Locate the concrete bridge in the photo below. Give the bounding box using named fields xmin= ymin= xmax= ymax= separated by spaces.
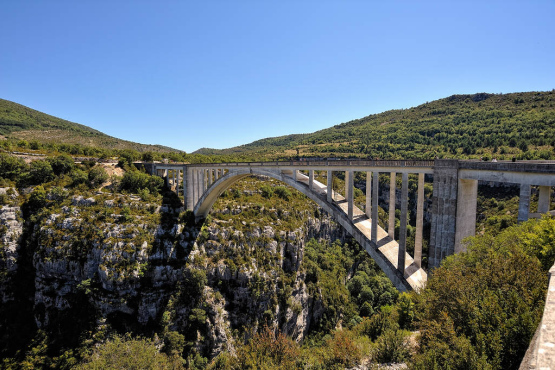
xmin=147 ymin=159 xmax=555 ymax=292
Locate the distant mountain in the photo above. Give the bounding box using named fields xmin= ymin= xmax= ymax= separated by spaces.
xmin=194 ymin=91 xmax=555 ymax=160
xmin=0 ymin=99 xmax=181 ymax=153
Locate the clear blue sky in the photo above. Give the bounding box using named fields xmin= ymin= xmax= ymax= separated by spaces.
xmin=1 ymin=1 xmax=554 ymax=153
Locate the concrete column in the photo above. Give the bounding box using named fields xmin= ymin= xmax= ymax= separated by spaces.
xmin=214 ymin=169 xmax=220 ymax=181
xmin=176 ymin=170 xmax=179 ymax=195
xmin=192 ymin=170 xmax=198 ymax=205
xmin=398 ymin=173 xmax=408 ymax=275
xmin=538 ymin=186 xmax=551 ymax=214
xmin=202 ymin=170 xmax=207 ymax=192
xmin=293 ymin=170 xmax=297 ymax=182
xmin=414 ymin=173 xmax=425 ymax=267
xmin=197 ymin=169 xmax=202 ymax=202
xmin=366 ymin=172 xmax=372 ymax=218
xmin=388 ymin=172 xmax=396 ymax=239
xmin=372 ymin=171 xmax=379 ymax=245
xmin=165 ymin=169 xmax=169 ymax=188
xmin=454 ymin=178 xmax=478 ymax=253
xmin=518 ymin=184 xmax=531 ymax=223
xmin=327 ymin=170 xmax=333 ymax=203
xmin=183 ymin=167 xmax=188 ymax=206
xmin=429 ymin=160 xmax=459 ymax=269
xmin=347 ymin=170 xmax=354 ymax=220
xmin=309 ymin=170 xmax=314 ymax=191
xmin=186 ymin=167 xmax=193 ymax=210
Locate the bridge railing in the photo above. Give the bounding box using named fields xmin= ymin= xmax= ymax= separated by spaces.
xmin=186 ymin=159 xmax=436 ymax=168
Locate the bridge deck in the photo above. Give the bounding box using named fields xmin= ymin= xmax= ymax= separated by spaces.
xmin=294 ymin=172 xmax=427 ymax=290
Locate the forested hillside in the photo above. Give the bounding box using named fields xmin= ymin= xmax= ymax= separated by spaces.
xmin=0 ymin=99 xmax=179 ymax=153
xmin=197 ymin=91 xmax=555 ymax=161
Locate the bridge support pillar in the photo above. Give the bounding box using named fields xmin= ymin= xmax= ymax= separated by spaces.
xmin=518 ymin=184 xmax=531 ymax=223
xmin=309 ymin=170 xmax=314 ymax=190
xmin=165 ymin=170 xmax=169 ymax=188
xmin=429 ymin=160 xmax=459 ymax=270
xmin=366 ymin=172 xmax=372 ymax=218
xmin=327 ymin=171 xmax=333 ymax=203
xmin=388 ymin=172 xmax=396 ymax=239
xmin=372 ymin=171 xmax=379 ymax=245
xmin=538 ymin=186 xmax=551 ymax=214
xmin=346 ymin=170 xmax=354 ymax=220
xmin=184 ymin=167 xmax=190 ymax=208
xmin=414 ymin=173 xmax=425 ymax=267
xmin=398 ymin=173 xmax=409 ymax=274
xmin=454 ymin=178 xmax=478 ymax=253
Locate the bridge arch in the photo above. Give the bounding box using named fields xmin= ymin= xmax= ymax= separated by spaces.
xmin=193 ymin=168 xmax=424 ymax=292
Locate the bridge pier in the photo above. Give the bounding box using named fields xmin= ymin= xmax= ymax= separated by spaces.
xmin=388 ymin=172 xmax=396 ymax=239
xmin=398 ymin=173 xmax=408 ymax=275
xmin=414 ymin=173 xmax=425 ymax=267
xmin=366 ymin=172 xmax=372 ymax=218
xmin=346 ymin=170 xmax=354 ymax=220
xmin=538 ymin=186 xmax=551 ymax=214
xmin=518 ymin=184 xmax=531 ymax=222
xmin=454 ymin=178 xmax=478 ymax=254
xmin=327 ymin=171 xmax=333 ymax=203
xmin=372 ymin=171 xmax=379 ymax=245
xmin=429 ymin=160 xmax=459 ymax=270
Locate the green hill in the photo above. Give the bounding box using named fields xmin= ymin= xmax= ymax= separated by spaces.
xmin=195 ymin=91 xmax=555 ymax=161
xmin=0 ymin=99 xmax=180 ymax=153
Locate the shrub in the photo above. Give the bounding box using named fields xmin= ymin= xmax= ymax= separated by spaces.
xmin=260 ymin=185 xmax=273 ymax=199
xmin=274 ymin=186 xmax=291 ymax=201
xmin=78 ymin=334 xmax=180 ymax=369
xmin=120 ymin=170 xmax=164 ymax=194
xmin=414 ymin=219 xmax=550 ymax=369
xmin=25 ymin=160 xmax=55 ymax=185
xmin=373 ymin=329 xmax=411 ymax=364
xmin=70 ymin=169 xmax=88 ymax=186
xmin=48 ymin=154 xmax=74 ymax=176
xmin=0 ymin=153 xmax=27 ymax=181
xmin=234 ymin=325 xmax=301 ymax=370
xmin=88 ymin=166 xmax=108 ymax=188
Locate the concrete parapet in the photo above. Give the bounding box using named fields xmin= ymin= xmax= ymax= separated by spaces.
xmin=529 ymin=263 xmax=555 ymax=369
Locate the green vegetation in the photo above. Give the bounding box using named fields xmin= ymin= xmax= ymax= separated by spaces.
xmin=197 ymin=91 xmax=555 ymax=161
xmin=0 ymin=98 xmax=180 ymax=153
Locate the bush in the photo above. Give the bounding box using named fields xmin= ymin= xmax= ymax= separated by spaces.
xmin=414 ymin=219 xmax=550 ymax=369
xmin=234 ymin=325 xmax=301 ymax=370
xmin=88 ymin=166 xmax=108 ymax=188
xmin=373 ymin=329 xmax=411 ymax=364
xmin=70 ymin=168 xmax=88 ymax=186
xmin=0 ymin=153 xmax=27 ymax=181
xmin=24 ymin=160 xmax=55 ymax=185
xmin=48 ymin=154 xmax=74 ymax=176
xmin=260 ymin=185 xmax=273 ymax=199
xmin=274 ymin=186 xmax=291 ymax=201
xmin=120 ymin=170 xmax=164 ymax=195
xmin=78 ymin=334 xmax=181 ymax=369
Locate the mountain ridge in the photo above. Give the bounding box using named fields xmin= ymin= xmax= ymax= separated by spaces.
xmin=0 ymin=98 xmax=182 ymax=153
xmin=194 ymin=91 xmax=555 ymax=161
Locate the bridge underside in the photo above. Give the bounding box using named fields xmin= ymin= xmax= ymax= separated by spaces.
xmin=193 ymin=168 xmax=427 ymax=292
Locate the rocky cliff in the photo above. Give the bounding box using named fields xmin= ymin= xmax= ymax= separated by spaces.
xmin=0 ymin=177 xmax=378 ymax=361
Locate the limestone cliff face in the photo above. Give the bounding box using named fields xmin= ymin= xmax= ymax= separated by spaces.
xmin=0 ymin=191 xmax=23 ymax=303
xmin=0 ymin=187 xmax=347 ymax=359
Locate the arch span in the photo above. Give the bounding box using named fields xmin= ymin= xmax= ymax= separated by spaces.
xmin=193 ymin=168 xmax=426 ymax=291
